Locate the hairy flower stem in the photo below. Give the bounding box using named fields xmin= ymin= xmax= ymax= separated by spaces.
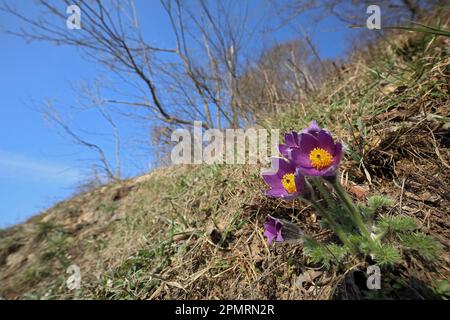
xmin=302 ymin=197 xmax=356 ymax=255
xmin=331 ymin=180 xmax=377 ymax=248
xmin=310 ymin=178 xmax=358 ymax=254
xmin=310 ymin=178 xmax=337 ymax=211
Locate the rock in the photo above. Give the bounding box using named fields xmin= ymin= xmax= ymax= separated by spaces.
xmin=206 ymin=227 xmax=222 ymax=245
xmin=6 ymin=252 xmax=27 ymax=269
xmin=110 ymin=185 xmax=133 ymax=202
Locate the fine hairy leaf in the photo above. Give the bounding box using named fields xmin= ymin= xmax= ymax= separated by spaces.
xmin=372 ymin=244 xmax=402 ymax=266
xmin=377 ymin=215 xmax=419 ymax=233
xmin=368 ymin=195 xmax=393 ymax=210
xmin=399 ymin=232 xmax=443 ymax=261
xmin=303 ymin=237 xmax=348 ymax=268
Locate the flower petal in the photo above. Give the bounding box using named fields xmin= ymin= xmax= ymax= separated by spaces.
xmin=276 ymin=157 xmax=295 ymax=177
xmin=285 ymin=132 xmax=296 ymax=147
xmin=281 ymin=192 xmax=300 ymax=200
xmin=297 ymin=166 xmax=323 ymax=176
xmin=276 ymin=232 xmax=284 ymax=242
xmin=290 ymin=148 xmax=312 ymax=168
xmin=333 ymin=142 xmax=344 ymax=166
xmin=302 ymin=120 xmax=321 ymax=135
xmin=264 ymin=230 xmax=276 ymax=244
xmin=264 ymin=221 xmax=277 ymax=234
xmin=266 ymin=188 xmax=288 ymax=198
xmin=263 ymin=216 xmax=284 ymax=243
xmin=292 ymin=131 xmax=300 ymax=145
xmin=261 ymin=171 xmax=283 ymax=189
xmin=278 ymin=143 xmax=290 ymax=157
xmin=264 ymin=157 xmax=292 ymax=177
xmin=299 ymin=133 xmax=319 ymax=153
xmin=294 ymin=171 xmax=305 ymax=194
xmin=317 ymin=130 xmax=336 ymax=154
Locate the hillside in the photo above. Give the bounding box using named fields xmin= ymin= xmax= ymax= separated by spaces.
xmin=0 ymin=27 xmax=449 ymax=300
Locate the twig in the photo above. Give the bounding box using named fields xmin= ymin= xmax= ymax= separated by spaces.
xmin=428 ymin=127 xmax=450 ymax=170
xmin=399 ymin=177 xmax=406 ymax=216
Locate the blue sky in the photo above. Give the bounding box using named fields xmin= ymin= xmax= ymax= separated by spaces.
xmin=0 ymin=1 xmax=355 ymax=228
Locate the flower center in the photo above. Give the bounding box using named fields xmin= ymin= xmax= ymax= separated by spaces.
xmin=281 ymin=173 xmax=297 ymax=194
xmin=309 ymin=148 xmax=333 ymax=170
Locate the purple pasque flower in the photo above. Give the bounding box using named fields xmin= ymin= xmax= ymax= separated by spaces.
xmin=263 ymin=216 xmax=283 ymax=244
xmin=301 ymin=120 xmax=322 ymax=136
xmin=290 ymin=129 xmax=344 ymax=177
xmin=279 ymin=121 xmax=324 ymax=157
xmin=261 ymin=157 xmax=305 ymax=199
xmin=279 ymin=131 xmax=300 ymax=158
xmin=263 ymin=216 xmax=304 ymax=244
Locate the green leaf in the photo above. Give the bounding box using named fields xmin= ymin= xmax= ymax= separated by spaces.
xmin=358 ymin=204 xmax=375 ymax=222
xmin=384 ymin=24 xmax=450 ymax=38
xmin=367 ymin=195 xmax=393 ymax=210
xmin=433 ymin=280 xmax=450 ymax=297
xmin=348 ymin=234 xmax=372 ymax=254
xmin=372 ymin=244 xmax=402 ymax=266
xmin=400 ymin=232 xmax=443 ymax=261
xmin=303 ymin=237 xmax=348 ymax=268
xmin=377 ymin=215 xmax=418 ymax=233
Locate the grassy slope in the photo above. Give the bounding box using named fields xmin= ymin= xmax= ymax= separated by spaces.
xmin=0 ymin=26 xmax=449 ymax=300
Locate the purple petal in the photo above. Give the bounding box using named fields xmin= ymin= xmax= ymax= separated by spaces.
xmin=333 ymin=142 xmax=344 ymax=166
xmin=290 ymin=148 xmax=312 ymax=168
xmin=302 ymin=121 xmax=321 ymax=136
xmin=276 ymin=157 xmax=295 ymax=177
xmin=285 ymin=132 xmax=295 ymax=147
xmin=297 ymin=166 xmax=323 ymax=176
xmin=265 ymin=157 xmax=292 ymax=177
xmin=299 ymin=133 xmax=319 ymax=153
xmin=294 ymin=171 xmax=305 ymax=193
xmin=261 ymin=171 xmax=283 ymax=189
xmin=264 ymin=222 xmax=277 ymax=235
xmin=266 ymin=188 xmax=288 ymax=198
xmin=263 ymin=216 xmax=284 ymax=243
xmin=278 ymin=144 xmax=290 ymax=157
xmin=264 ymin=230 xmax=276 ymax=244
xmin=292 ymin=131 xmax=300 ymax=145
xmin=322 ymin=165 xmax=339 ymax=176
xmin=317 ymin=130 xmax=336 ymax=154
xmin=285 ymin=131 xmax=300 ymax=147
xmin=276 ymin=232 xmax=284 ymax=242
xmin=281 ymin=192 xmax=300 ymax=200
xmin=298 ymin=164 xmax=338 ymax=177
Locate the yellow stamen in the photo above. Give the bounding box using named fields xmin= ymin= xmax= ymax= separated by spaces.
xmin=281 ymin=173 xmax=297 ymax=193
xmin=309 ymin=148 xmax=333 ymax=170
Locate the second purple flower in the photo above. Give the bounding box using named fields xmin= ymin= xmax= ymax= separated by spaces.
xmin=261 ymin=157 xmax=305 ymax=200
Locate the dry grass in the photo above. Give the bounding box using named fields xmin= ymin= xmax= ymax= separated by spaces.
xmin=0 ymin=21 xmax=449 ymax=300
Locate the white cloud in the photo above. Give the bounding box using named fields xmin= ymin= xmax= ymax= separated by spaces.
xmin=0 ymin=150 xmax=81 ymax=184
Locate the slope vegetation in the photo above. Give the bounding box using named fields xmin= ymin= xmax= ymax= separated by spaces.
xmin=1 ymin=26 xmax=449 ymax=300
